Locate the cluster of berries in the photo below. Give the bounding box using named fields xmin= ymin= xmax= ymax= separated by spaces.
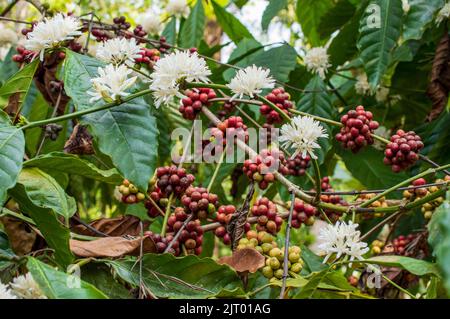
xmin=214 ymin=205 xmax=237 ymax=245
xmin=259 ymin=88 xmax=293 ymax=124
xmin=335 ymin=106 xmax=379 ymax=153
xmin=383 ymin=129 xmax=424 ymax=172
xmin=112 ymin=16 xmax=131 ymax=30
xmin=371 ymin=239 xmax=384 ymax=255
xmin=91 ymin=29 xmax=112 ymax=42
xmin=166 ymin=207 xmax=203 ymax=255
xmin=243 ymin=149 xmax=286 ymax=189
xmin=251 ymin=198 xmax=283 ymax=234
xmin=12 ymin=46 xmax=35 ymax=64
xmin=179 ymin=88 xmax=217 ymax=120
xmin=156 ymin=165 xmax=195 ymax=196
xmin=237 ymin=230 xmax=276 ymax=253
xmin=260 ymin=246 xmax=303 ymax=281
xmin=135 ymin=48 xmax=160 ymax=67
xmin=215 ymin=116 xmax=249 ymax=144
xmin=392 ymin=234 xmax=417 ymax=257
xmin=403 ymin=177 xmax=448 ymax=219
xmin=157 ymin=36 xmax=171 ymax=54
xmin=358 ymin=193 xmax=388 ymax=219
xmin=284 ymin=154 xmax=310 ymax=176
xmin=290 ymin=198 xmax=316 ymax=228
xmin=315 ymin=177 xmax=345 ymax=222
xmin=181 ymin=186 xmax=218 ymax=219
xmin=145 ymin=230 xmax=180 ymax=255
xmin=132 ymin=25 xmax=147 ymax=42
xmin=145 ymin=188 xmax=167 ymax=218
xmin=117 ymin=179 xmax=146 ymax=204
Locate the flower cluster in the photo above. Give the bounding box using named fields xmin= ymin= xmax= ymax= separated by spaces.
xmin=317 ymin=221 xmax=369 ymax=263
xmin=227 ymin=65 xmax=275 ymax=99
xmin=279 ymin=115 xmax=328 ymax=159
xmin=96 ymin=37 xmax=142 ymax=65
xmin=304 ymin=47 xmax=330 ymax=79
xmin=150 ymin=50 xmax=211 ymax=107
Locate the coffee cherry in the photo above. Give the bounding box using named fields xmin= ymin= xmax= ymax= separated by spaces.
xmin=118 ymin=179 xmax=146 ymax=204
xmin=285 ymin=154 xmax=310 ymax=176
xmin=156 ymin=165 xmax=195 ymax=196
xmin=358 ymin=193 xmax=388 ymax=219
xmin=260 ymin=88 xmax=292 ymax=124
xmin=371 ymin=239 xmax=384 ymax=255
xmin=392 ymin=234 xmax=417 ymax=257
xmin=251 ymin=198 xmax=282 ymax=234
xmin=243 ymin=149 xmax=287 ymax=190
xmin=91 ymin=28 xmax=111 ymax=42
xmin=181 ymin=186 xmax=219 ymax=219
xmin=383 ymin=130 xmax=424 ymax=172
xmin=144 ymin=230 xmax=181 ymax=255
xmin=290 ymin=198 xmax=317 ymax=228
xmin=179 ymin=88 xmax=216 ymax=120
xmin=13 ymin=46 xmax=35 ymax=64
xmin=165 ymin=208 xmax=204 ymax=255
xmin=336 ymin=106 xmax=379 ymax=153
xmin=259 ymin=245 xmax=303 ymax=280
xmin=312 ymin=177 xmax=346 ymax=222
xmin=133 ymin=24 xmax=147 ymax=42
xmin=135 ymin=47 xmax=160 ymax=67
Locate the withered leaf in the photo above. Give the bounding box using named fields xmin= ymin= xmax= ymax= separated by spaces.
xmin=218 ymin=247 xmax=265 ymax=273
xmin=64 ymin=124 xmax=95 ymax=155
xmin=72 ymin=215 xmax=149 ymax=237
xmin=70 ymin=236 xmax=156 ymax=258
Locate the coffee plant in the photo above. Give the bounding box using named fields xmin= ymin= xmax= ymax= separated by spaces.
xmin=0 ymin=0 xmax=449 ymax=301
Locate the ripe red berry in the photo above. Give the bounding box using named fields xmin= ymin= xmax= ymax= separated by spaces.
xmin=383 ymin=130 xmax=423 ymax=172
xmin=178 ymin=88 xmax=216 ymax=120
xmin=259 ymin=88 xmax=292 ymax=124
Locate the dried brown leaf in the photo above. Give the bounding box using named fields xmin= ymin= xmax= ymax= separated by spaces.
xmin=218 ymin=247 xmax=265 ymax=273
xmin=70 ymin=235 xmax=156 ymax=258
xmin=63 ymin=124 xmax=95 ymax=155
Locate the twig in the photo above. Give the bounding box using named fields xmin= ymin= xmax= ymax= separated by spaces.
xmin=279 ymin=191 xmax=295 ymax=299
xmin=164 ymin=214 xmax=193 ymax=253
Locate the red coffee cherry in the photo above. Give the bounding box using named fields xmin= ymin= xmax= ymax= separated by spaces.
xmin=214 ymin=205 xmax=237 ymax=245
xmin=335 ymin=105 xmax=379 ymax=153
xmin=91 ymin=28 xmax=111 ymax=42
xmin=179 ymin=88 xmax=217 ymax=120
xmin=392 ymin=234 xmax=417 ymax=257
xmin=181 ymin=186 xmax=219 ymax=220
xmin=144 ymin=230 xmax=181 ymax=255
xmin=260 ymin=88 xmax=293 ymax=124
xmin=13 ymin=46 xmax=35 ymax=64
xmin=166 ymin=210 xmax=204 ymax=255
xmin=291 ymin=198 xmax=316 ymax=228
xmin=156 ymin=165 xmax=195 ymax=196
xmin=285 ymin=154 xmax=311 ymax=176
xmin=251 ymin=198 xmax=282 ymax=235
xmin=133 ymin=24 xmax=147 ymax=42
xmin=135 ymin=48 xmax=161 ymax=67
xmin=243 ymin=149 xmax=287 ymax=190
xmin=383 ymin=129 xmax=424 ymax=172
xmin=312 ymin=177 xmax=346 ymax=222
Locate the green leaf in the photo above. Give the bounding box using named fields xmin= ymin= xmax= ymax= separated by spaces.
xmin=337 ymin=147 xmax=408 ymax=189
xmin=295 ymin=0 xmax=334 ymax=46
xmin=81 ymin=263 xmax=132 ymax=299
xmin=357 ymin=0 xmax=403 ymax=89
xmin=403 ymin=0 xmax=444 ymax=41
xmin=0 ymin=48 xmax=19 ymax=85
xmin=222 ymin=38 xmax=263 ymax=81
xmin=364 ymin=255 xmax=441 ymax=277
xmin=180 ymin=0 xmax=205 ymax=48
xmin=294 ymin=269 xmax=330 ymax=298
xmin=105 ymin=253 xmax=242 ymax=298
xmin=24 ymin=152 xmax=123 ymax=184
xmin=211 ymin=0 xmax=253 ymax=43
xmin=318 ymin=0 xmax=356 ymax=40
xmin=10 ymin=183 xmax=74 ymax=267
xmin=428 ymin=201 xmax=450 ymax=295
xmin=0 ymin=111 xmax=25 ymax=204
xmin=0 ymin=59 xmax=39 ymax=109
xmin=162 ymin=17 xmax=177 ymax=46
xmin=16 ymin=167 xmax=76 ymax=219
xmin=251 ymin=44 xmax=298 ymax=82
xmin=261 ymin=0 xmax=287 ymax=30
xmin=27 ymin=257 xmax=108 ymax=299
xmin=63 ymin=51 xmax=159 ymax=191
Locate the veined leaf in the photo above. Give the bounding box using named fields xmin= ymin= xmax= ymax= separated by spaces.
xmin=357 ymin=0 xmax=403 ymax=89
xmin=261 ymin=0 xmax=287 ymax=30
xmin=403 ymin=0 xmax=444 ymax=41
xmin=211 ymin=0 xmax=253 ymax=43
xmin=295 ymin=0 xmax=334 ymax=46
xmin=180 ymin=0 xmax=205 ymax=48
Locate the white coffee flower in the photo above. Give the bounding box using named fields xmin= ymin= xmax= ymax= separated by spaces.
xmin=317 ymin=221 xmax=369 ymax=264
xmin=304 ymin=47 xmax=331 ymax=79
xmin=0 ymin=23 xmax=18 ymax=47
xmin=436 ymin=2 xmax=450 ymax=25
xmin=402 ymin=0 xmax=410 ymax=13
xmin=141 ymin=11 xmax=162 ymax=34
xmin=149 ymin=50 xmax=211 ymax=107
xmin=96 ymin=37 xmax=142 ymax=65
xmin=166 ymin=0 xmax=190 ymax=18
xmin=279 ymin=115 xmax=328 ymax=160
xmin=354 ymin=73 xmax=370 ymax=95
xmin=88 ymin=64 xmax=137 ymax=103
xmin=9 ymin=273 xmax=47 ymax=299
xmin=0 ymin=282 xmax=16 ymax=299
xmin=227 ymin=65 xmax=275 ymax=99
xmin=24 ymin=13 xmax=82 ymax=60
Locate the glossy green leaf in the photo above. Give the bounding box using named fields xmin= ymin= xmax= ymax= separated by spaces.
xmin=251 ymin=44 xmax=298 ymax=82
xmin=63 ymin=51 xmax=158 ymax=191
xmin=211 ymin=0 xmax=253 ymax=43
xmin=24 ymin=152 xmax=123 ymax=184
xmin=318 ymin=0 xmax=356 ymax=40
xmin=403 ymin=0 xmax=444 ymax=41
xmin=27 ymin=257 xmax=108 ymax=299
xmin=295 ymin=0 xmax=334 ymax=46
xmin=0 ymin=111 xmax=25 ymax=204
xmin=262 ymin=0 xmax=287 ymax=30
xmin=357 ymin=0 xmax=403 ymax=89
xmin=81 ymin=263 xmax=132 ymax=299
xmin=180 ymin=0 xmax=205 ymax=48
xmin=105 ymin=253 xmax=242 ymax=298
xmin=0 ymin=59 xmax=39 ymax=109
xmin=16 ymin=167 xmax=76 ymax=219
xmin=162 ymin=17 xmax=177 ymax=46
xmin=364 ymin=255 xmax=441 ymax=277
